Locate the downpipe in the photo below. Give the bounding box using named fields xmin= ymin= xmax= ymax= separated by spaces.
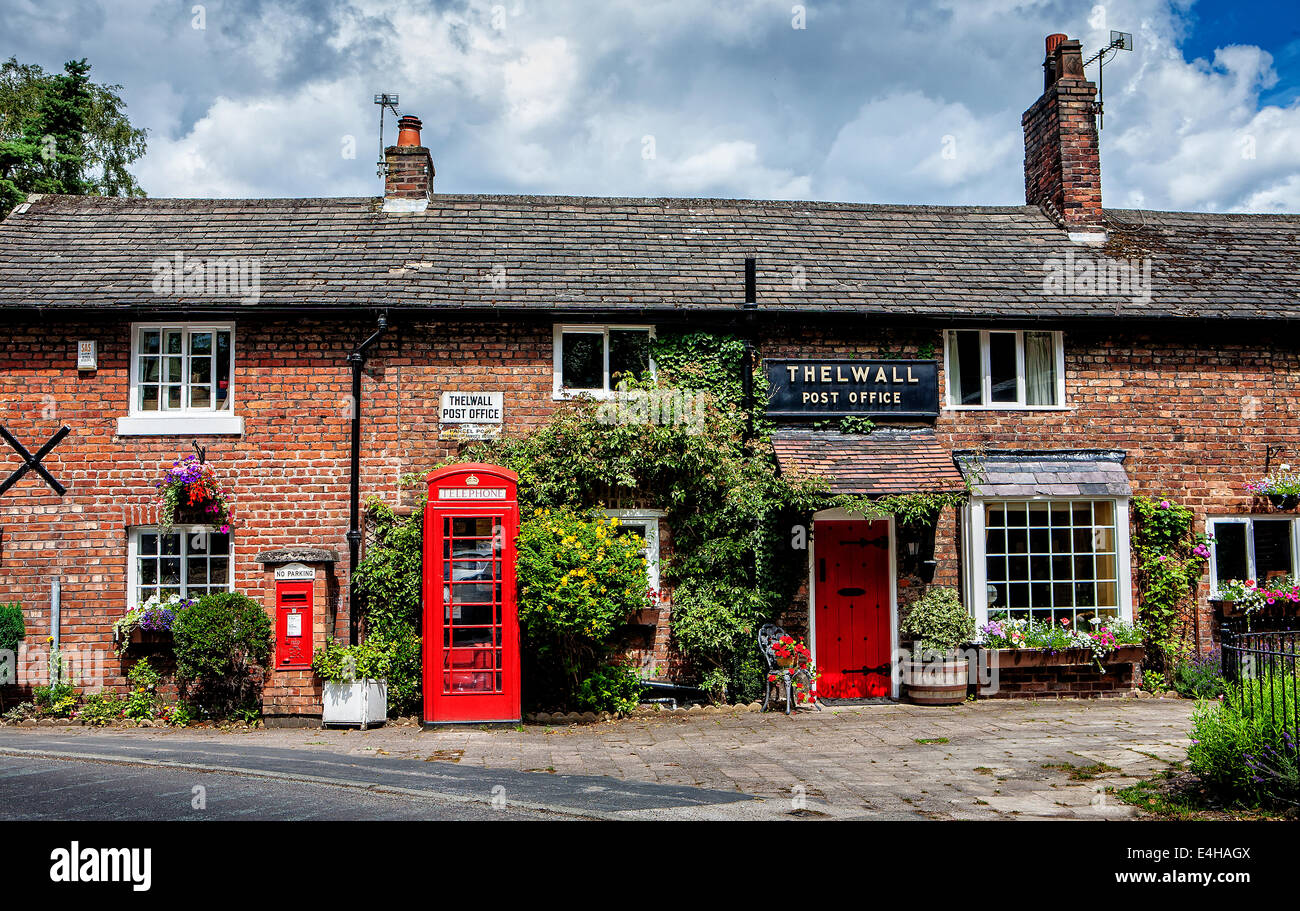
xmin=346 ymin=312 xmax=388 ymax=644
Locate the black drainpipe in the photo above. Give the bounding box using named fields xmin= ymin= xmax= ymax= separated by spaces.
xmin=346 ymin=311 xmax=388 ymax=644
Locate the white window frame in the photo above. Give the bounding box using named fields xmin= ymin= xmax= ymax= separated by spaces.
xmin=118 ymin=321 xmax=243 ymax=436
xmin=126 ymin=525 xmax=235 ymax=610
xmin=1206 ymin=515 xmax=1300 ymax=594
xmin=552 ymin=324 xmax=655 ymax=400
xmin=968 ymin=496 xmax=1133 ymax=627
xmin=604 ymin=508 xmax=663 ymax=593
xmin=942 ymin=329 xmax=1067 ymax=411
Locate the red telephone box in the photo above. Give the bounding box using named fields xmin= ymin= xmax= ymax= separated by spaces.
xmin=422 ymin=464 xmax=521 ymax=724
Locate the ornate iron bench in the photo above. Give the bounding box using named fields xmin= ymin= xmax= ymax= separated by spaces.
xmin=759 ymin=623 xmax=822 ymax=714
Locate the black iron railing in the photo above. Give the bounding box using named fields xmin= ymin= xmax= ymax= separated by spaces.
xmin=1220 ymin=620 xmax=1300 ymax=753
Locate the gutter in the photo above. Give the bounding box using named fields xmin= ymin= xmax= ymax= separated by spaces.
xmin=346 ymin=311 xmax=389 ymax=644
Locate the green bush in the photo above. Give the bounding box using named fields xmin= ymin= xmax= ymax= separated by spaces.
xmin=172 ymin=591 xmax=272 ymax=718
xmin=516 ymin=508 xmax=651 ymax=709
xmin=312 ymin=631 xmax=421 ymax=717
xmin=352 ymin=500 xmax=424 ymax=714
xmin=32 ymin=682 xmax=77 ymax=717
xmin=574 ymin=663 xmax=643 ymax=715
xmin=79 ymin=693 xmax=123 ymax=726
xmin=123 ymin=657 xmax=162 ymax=721
xmin=0 ymin=602 xmax=24 ymax=655
xmin=900 ymin=586 xmax=975 ymax=655
xmin=1189 ymin=682 xmax=1300 ymax=808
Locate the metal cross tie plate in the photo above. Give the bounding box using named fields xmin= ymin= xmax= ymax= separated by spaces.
xmin=0 ymin=425 xmax=71 ymax=496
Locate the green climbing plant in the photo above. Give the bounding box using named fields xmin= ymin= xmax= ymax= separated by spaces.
xmin=1131 ymin=495 xmax=1211 ymax=673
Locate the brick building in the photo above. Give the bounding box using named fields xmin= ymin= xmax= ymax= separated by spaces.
xmin=0 ymin=34 xmax=1297 ymax=715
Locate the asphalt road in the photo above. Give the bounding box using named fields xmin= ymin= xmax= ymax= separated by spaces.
xmin=0 ymin=731 xmax=762 ymax=821
xmin=0 ymin=754 xmax=542 ymax=820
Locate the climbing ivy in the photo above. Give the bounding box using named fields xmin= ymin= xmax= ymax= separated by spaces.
xmin=1131 ymin=495 xmax=1211 ymax=673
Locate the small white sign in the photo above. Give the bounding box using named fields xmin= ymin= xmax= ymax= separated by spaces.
xmin=77 ymin=340 xmax=97 ymax=371
xmin=275 ymin=562 xmax=316 ymax=581
xmin=286 ymin=613 xmax=303 ymax=637
xmin=440 ymin=392 xmax=503 ymax=424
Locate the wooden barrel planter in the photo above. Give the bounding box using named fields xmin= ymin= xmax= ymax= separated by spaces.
xmin=901 ymin=657 xmax=970 ymax=705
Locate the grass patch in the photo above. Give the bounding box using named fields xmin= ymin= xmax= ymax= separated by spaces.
xmin=1116 ymin=766 xmax=1294 ymax=821
xmin=973 ymin=766 xmax=995 ymax=775
xmin=1041 ymin=761 xmax=1121 ymax=781
xmin=915 ymin=737 xmax=949 ymax=745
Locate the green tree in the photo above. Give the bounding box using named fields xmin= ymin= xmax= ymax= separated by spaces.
xmin=0 ymin=57 xmax=147 ymax=217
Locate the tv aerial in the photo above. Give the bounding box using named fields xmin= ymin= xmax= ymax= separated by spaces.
xmin=1084 ymin=30 xmax=1133 ymax=129
xmin=373 ymin=92 xmax=400 ymax=178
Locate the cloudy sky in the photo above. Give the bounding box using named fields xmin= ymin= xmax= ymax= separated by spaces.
xmin=4 ymin=0 xmax=1299 ymax=211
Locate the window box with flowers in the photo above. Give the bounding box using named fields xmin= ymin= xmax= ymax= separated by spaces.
xmin=1247 ymin=466 xmax=1300 ymax=511
xmin=1210 ymin=576 xmax=1300 ymax=619
xmin=977 ymin=614 xmax=1145 ymax=672
xmin=112 ymin=594 xmax=193 ymax=656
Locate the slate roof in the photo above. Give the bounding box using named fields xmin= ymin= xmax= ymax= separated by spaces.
xmin=1 ymin=193 xmax=1298 ymax=319
xmin=954 ymin=450 xmax=1132 ymax=498
xmin=772 ymin=428 xmax=965 ymax=495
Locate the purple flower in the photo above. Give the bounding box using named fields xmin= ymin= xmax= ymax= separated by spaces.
xmin=1159 ymin=500 xmax=1171 ymax=509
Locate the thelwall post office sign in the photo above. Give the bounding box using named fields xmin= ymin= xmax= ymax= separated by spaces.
xmin=439 ymin=391 xmax=504 ymax=440
xmin=764 ymin=359 xmax=939 ymax=418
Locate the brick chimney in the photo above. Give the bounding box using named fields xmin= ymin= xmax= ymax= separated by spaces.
xmin=1022 ymin=35 xmax=1104 ymax=238
xmin=382 ymin=114 xmax=434 ymax=213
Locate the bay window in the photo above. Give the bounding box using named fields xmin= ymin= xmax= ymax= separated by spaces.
xmin=970 ymin=498 xmax=1131 ymax=625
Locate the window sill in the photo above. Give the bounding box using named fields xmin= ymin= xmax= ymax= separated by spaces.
xmin=553 ymin=388 xmax=614 ymax=402
xmin=117 ymin=414 xmax=244 ymax=436
xmin=943 ymin=404 xmax=1072 ymax=412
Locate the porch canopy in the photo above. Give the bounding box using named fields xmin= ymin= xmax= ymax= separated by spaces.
xmin=953 ymin=449 xmax=1132 ymax=497
xmin=772 ymin=428 xmax=964 ymax=495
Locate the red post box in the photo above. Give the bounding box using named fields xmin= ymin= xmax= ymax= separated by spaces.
xmin=423 ymin=463 xmax=520 ymax=724
xmin=274 ymin=570 xmax=314 ymax=669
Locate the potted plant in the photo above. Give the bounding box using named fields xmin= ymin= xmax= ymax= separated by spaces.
xmin=1246 ymin=466 xmax=1300 ymax=511
xmin=770 ymin=634 xmax=808 ymax=669
xmin=156 ymin=455 xmax=235 ymax=531
xmin=312 ymin=638 xmax=390 ymax=729
xmin=899 ymin=587 xmax=974 ymax=705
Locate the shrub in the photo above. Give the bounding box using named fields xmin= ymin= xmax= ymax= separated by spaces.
xmin=32 ymin=682 xmax=77 ymax=717
xmin=1189 ymin=682 xmax=1300 ymax=808
xmin=312 ymin=632 xmax=421 ymax=717
xmin=79 ymin=693 xmax=123 ymax=726
xmin=172 ymin=591 xmax=272 ymax=718
xmin=574 ymin=663 xmax=643 ymax=715
xmin=0 ymin=602 xmax=24 ymax=655
xmin=123 ymin=657 xmax=162 ymax=721
xmin=516 ymin=508 xmax=651 ymax=709
xmin=1173 ymin=651 xmax=1226 ymax=700
xmin=900 ymin=587 xmax=975 ymax=655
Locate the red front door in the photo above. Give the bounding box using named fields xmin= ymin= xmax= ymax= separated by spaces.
xmin=814 ymin=520 xmax=892 ymax=698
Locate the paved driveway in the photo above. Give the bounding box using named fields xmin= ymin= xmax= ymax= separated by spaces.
xmin=0 ymin=697 xmax=1196 ymax=819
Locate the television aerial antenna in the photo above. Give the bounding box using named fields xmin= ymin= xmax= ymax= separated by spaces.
xmin=1084 ymin=30 xmax=1132 ymax=129
xmin=374 ymin=92 xmax=400 ymax=178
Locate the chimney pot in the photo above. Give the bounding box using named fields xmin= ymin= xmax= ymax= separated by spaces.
xmin=396 ymin=115 xmax=423 ymax=148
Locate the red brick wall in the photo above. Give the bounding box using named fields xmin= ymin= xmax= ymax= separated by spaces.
xmin=2 ymin=314 xmax=1295 ymax=705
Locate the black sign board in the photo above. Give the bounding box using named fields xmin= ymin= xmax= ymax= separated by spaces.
xmin=764 ymin=359 xmax=939 ymax=418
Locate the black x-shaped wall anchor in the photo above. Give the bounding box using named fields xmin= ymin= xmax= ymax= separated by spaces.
xmin=0 ymin=425 xmax=71 ymax=496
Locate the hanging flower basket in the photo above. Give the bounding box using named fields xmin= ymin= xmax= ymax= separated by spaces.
xmin=1213 ymin=577 xmax=1300 ymax=617
xmin=156 ymin=455 xmax=234 ymax=532
xmin=1246 ymin=467 xmax=1300 ymax=511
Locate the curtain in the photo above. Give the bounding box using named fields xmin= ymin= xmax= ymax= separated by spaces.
xmin=1024 ymin=331 xmax=1056 ymax=405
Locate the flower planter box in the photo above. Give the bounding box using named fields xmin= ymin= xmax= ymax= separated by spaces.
xmin=1266 ymin=493 xmax=1299 ymax=510
xmin=322 ymin=680 xmax=387 ymax=729
xmin=983 ymin=645 xmax=1144 ymax=669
